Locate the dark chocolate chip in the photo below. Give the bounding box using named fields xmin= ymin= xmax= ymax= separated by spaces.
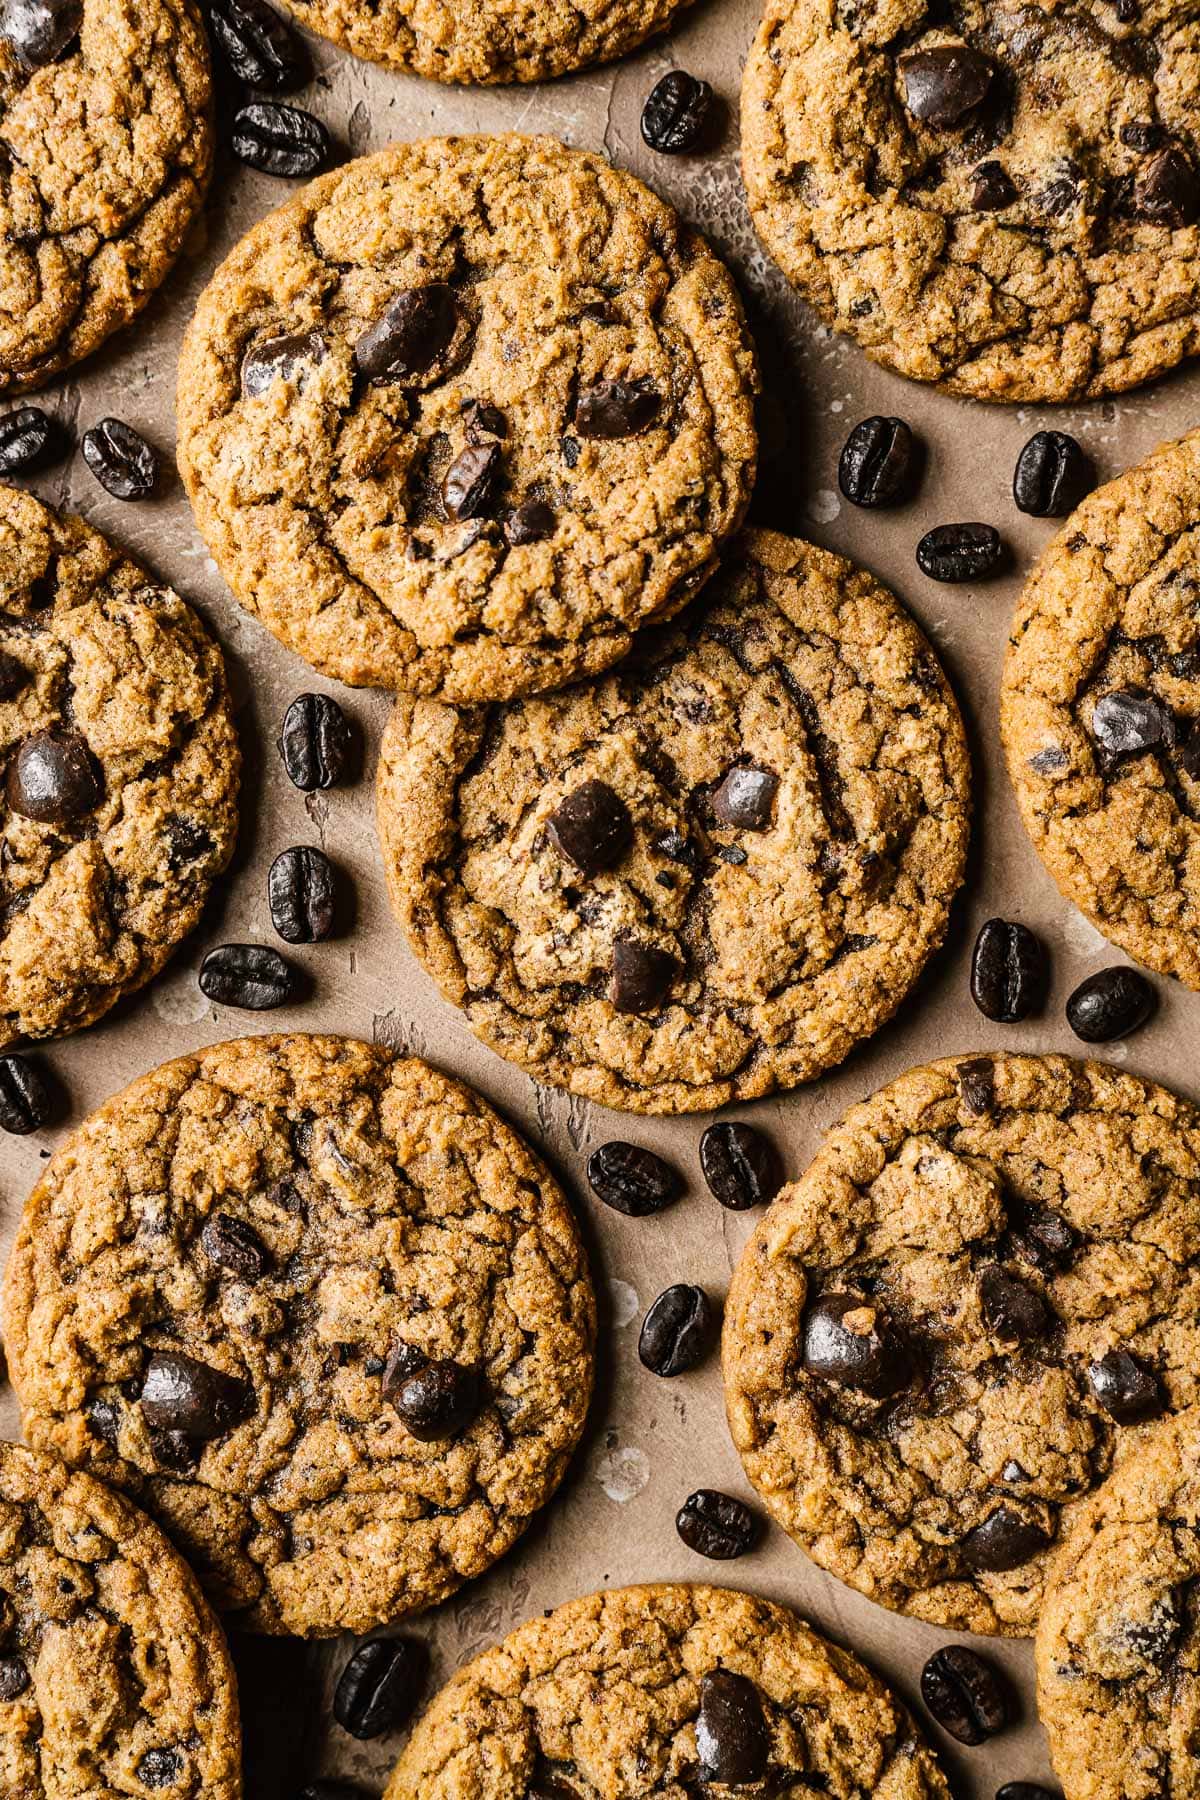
xmin=970 ymin=917 xmax=1046 ymax=1022
xmin=1013 ymin=431 xmax=1094 ymax=517
xmin=1134 ymin=146 xmax=1200 ymax=227
xmin=958 ymin=1056 xmax=996 ymax=1116
xmin=0 ymin=1052 xmax=52 ymax=1134
xmin=1088 ymin=1349 xmax=1163 ymax=1423
xmin=1090 ymin=689 xmax=1172 ymax=761
xmin=278 ymin=692 xmax=353 ymax=790
xmin=268 ymin=845 xmax=337 ymax=943
xmin=140 ymin=1351 xmax=250 ymax=1442
xmin=652 ymin=828 xmax=701 ymax=869
xmin=699 ymin=1122 xmax=781 ymax=1211
xmin=676 ymin=1489 xmax=760 ymax=1559
xmin=150 ymin=1428 xmax=198 ymax=1474
xmin=135 ymin=1748 xmax=183 ymax=1788
xmin=979 ymin=1267 xmax=1049 ymax=1343
xmin=333 ymin=1636 xmax=429 ymax=1740
xmin=354 ymin=285 xmax=460 ymax=381
xmin=201 ymin=1212 xmax=270 ymax=1281
xmin=0 ymin=1656 xmax=28 ymax=1701
xmin=443 ymin=443 xmax=501 ymax=521
xmin=575 ymin=379 xmax=661 ymax=440
xmin=838 ymin=415 xmax=916 ymax=507
xmin=962 ymin=1505 xmax=1051 ymax=1573
xmin=546 ymin=779 xmax=632 ymax=877
xmin=1121 ymin=122 xmax=1164 ymax=151
xmin=972 ymin=160 xmax=1017 ymax=210
xmin=900 ymin=44 xmax=994 ymax=127
xmin=81 ymin=418 xmax=157 ymax=500
xmin=921 ymin=1645 xmax=1009 ymax=1744
xmin=230 ymin=101 xmax=333 ymax=177
xmin=638 ymin=1284 xmax=714 ymax=1376
xmin=208 ymin=0 xmax=309 ymax=90
xmin=641 ymin=69 xmax=713 ymax=154
xmin=916 ymin=522 xmax=1003 ymax=582
xmin=711 ymin=765 xmax=778 ymax=830
xmin=610 ymin=938 xmax=674 ymax=1013
xmin=1011 ymin=1206 xmax=1076 ymax=1274
xmin=0 ymin=0 xmax=80 ymax=66
xmin=463 ymin=401 xmax=507 ymax=443
xmin=802 ymin=1292 xmax=910 ymax=1396
xmin=241 ymin=329 xmax=326 ymax=397
xmin=6 ymin=728 xmax=101 ymax=822
xmin=505 ymin=499 xmax=556 ymax=545
xmin=0 ymin=405 xmax=66 ymax=474
xmin=384 ymin=1357 xmax=481 ymax=1442
xmin=587 ymin=1141 xmax=682 ymax=1216
xmin=696 ymin=1670 xmax=769 ymax=1786
xmin=198 ymin=943 xmax=299 ymax=1010
xmin=0 ymin=650 xmax=26 ymax=700
xmin=1065 ymin=966 xmax=1155 ymax=1042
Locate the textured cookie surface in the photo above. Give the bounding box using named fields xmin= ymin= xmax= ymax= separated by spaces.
xmin=0 ymin=0 xmax=212 ymax=393
xmin=1003 ymin=428 xmax=1200 ymax=988
xmin=176 ymin=134 xmax=758 ymax=702
xmin=0 ymin=1440 xmax=241 ymax=1798
xmin=2 ymin=1035 xmax=596 ymax=1638
xmin=1037 ymin=1407 xmax=1200 ymax=1800
xmin=724 ymin=1052 xmax=1200 ymax=1635
xmin=386 ymin=1583 xmax=951 ymax=1799
xmin=0 ymin=485 xmax=239 ymax=1047
xmin=742 ymin=0 xmax=1200 ymax=402
xmin=377 ymin=527 xmax=970 ymax=1114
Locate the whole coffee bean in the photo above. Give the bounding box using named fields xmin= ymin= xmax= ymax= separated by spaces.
xmin=0 ymin=1053 xmax=52 ymax=1135
xmin=962 ymin=1505 xmax=1051 ymax=1573
xmin=802 ymin=1292 xmax=909 ymax=1396
xmin=997 ymin=1788 xmax=1059 ymax=1800
xmin=1013 ymin=431 xmax=1093 ymax=517
xmin=140 ymin=1350 xmax=250 ymax=1441
xmin=700 ymin=1122 xmax=781 ymax=1211
xmin=676 ymin=1489 xmax=760 ymax=1559
xmin=0 ymin=405 xmax=65 ymax=473
xmin=575 ymin=379 xmax=661 ymax=440
xmin=900 ymin=44 xmax=994 ymax=126
xmin=638 ymin=1285 xmax=713 ymax=1376
xmin=278 ymin=692 xmax=353 ymax=790
xmin=1135 ymin=146 xmax=1200 ymax=228
xmin=7 ymin=729 xmax=102 ymax=822
xmin=505 ymin=498 xmax=556 ymax=545
xmin=970 ymin=918 xmax=1046 ymax=1022
xmin=587 ymin=1141 xmax=682 ymax=1216
xmin=443 ymin=443 xmax=501 ymax=521
xmin=208 ymin=0 xmax=309 ymax=90
xmin=268 ymin=846 xmax=337 ymax=943
xmin=1065 ymin=966 xmax=1155 ymax=1042
xmin=385 ymin=1356 xmax=481 ymax=1441
xmin=81 ymin=418 xmax=157 ymax=500
xmin=201 ymin=1212 xmax=270 ymax=1281
xmin=334 ymin=1636 xmax=429 ymax=1739
xmin=1088 ymin=1348 xmax=1163 ymax=1424
xmin=0 ymin=1656 xmax=28 ymax=1701
xmin=838 ymin=416 xmax=916 ymax=507
xmin=136 ymin=1749 xmax=183 ymax=1788
xmin=917 ymin=522 xmax=1003 ymax=582
xmin=979 ymin=1267 xmax=1049 ymax=1343
xmin=971 ymin=160 xmax=1017 ymax=211
xmin=696 ymin=1670 xmax=769 ymax=1785
xmin=611 ymin=938 xmax=674 ymax=1013
xmin=0 ymin=0 xmax=81 ymax=65
xmin=231 ymin=101 xmax=332 ymax=176
xmin=199 ymin=943 xmax=299 ymax=1010
xmin=354 ymin=285 xmax=460 ymax=381
xmin=640 ymin=69 xmax=713 ymax=154
xmin=241 ymin=329 xmax=326 ymax=397
xmin=0 ymin=650 xmax=26 ymax=700
xmin=547 ymin=779 xmax=632 ymax=877
xmin=1090 ymin=689 xmax=1172 ymax=762
xmin=711 ymin=765 xmax=778 ymax=830
xmin=921 ymin=1646 xmax=1009 ymax=1745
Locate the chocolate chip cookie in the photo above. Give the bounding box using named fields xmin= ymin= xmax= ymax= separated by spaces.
xmin=385 ymin=1583 xmax=951 ymax=1798
xmin=0 ymin=485 xmax=239 ymax=1047
xmin=1037 ymin=1407 xmax=1200 ymax=1800
xmin=0 ymin=1439 xmax=241 ymax=1798
xmin=376 ymin=527 xmax=970 ymax=1114
xmin=1003 ymin=428 xmax=1200 ymax=988
xmin=176 ymin=134 xmax=758 ymax=702
xmin=742 ymin=0 xmax=1200 ymax=402
xmin=724 ymin=1051 xmax=1200 ymax=1636
xmin=0 ymin=0 xmax=213 ymax=393
xmin=2 ymin=1034 xmax=596 ymax=1637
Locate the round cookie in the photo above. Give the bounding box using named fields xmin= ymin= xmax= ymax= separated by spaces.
xmin=1003 ymin=428 xmax=1200 ymax=989
xmin=386 ymin=1583 xmax=951 ymax=1799
xmin=176 ymin=134 xmax=758 ymax=702
xmin=723 ymin=1051 xmax=1200 ymax=1636
xmin=2 ymin=1034 xmax=596 ymax=1638
xmin=0 ymin=0 xmax=212 ymax=394
xmin=0 ymin=1440 xmax=241 ymax=1798
xmin=376 ymin=527 xmax=970 ymax=1115
xmin=0 ymin=485 xmax=239 ymax=1047
xmin=1036 ymin=1407 xmax=1200 ymax=1800
xmin=742 ymin=0 xmax=1200 ymax=403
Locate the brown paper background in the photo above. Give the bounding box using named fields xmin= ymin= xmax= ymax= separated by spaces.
xmin=3 ymin=5 xmax=1197 ymax=1791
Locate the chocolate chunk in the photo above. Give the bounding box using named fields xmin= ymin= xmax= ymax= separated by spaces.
xmin=958 ymin=1056 xmax=996 ymax=1115
xmin=1135 ymin=146 xmax=1200 ymax=227
xmin=268 ymin=845 xmax=338 ymax=943
xmin=838 ymin=415 xmax=917 ymax=507
xmin=920 ymin=1646 xmax=1009 ymax=1744
xmin=1121 ymin=122 xmax=1164 ymax=152
xmin=652 ymin=828 xmax=701 ymax=869
xmin=0 ymin=0 xmax=80 ymax=66
xmin=610 ymin=938 xmax=674 ymax=1013
xmin=208 ymin=0 xmax=309 ymax=90
xmin=1065 ymin=967 xmax=1155 ymax=1042
xmin=354 ymin=285 xmax=460 ymax=381
xmin=241 ymin=329 xmax=326 ymax=397
xmin=575 ymin=378 xmax=661 ymax=440
xmin=641 ymin=69 xmax=713 ymax=154
xmin=527 ymin=1779 xmax=582 ymax=1800
xmin=970 ymin=917 xmax=1046 ymax=1022
xmin=1013 ymin=431 xmax=1094 ymax=517
xmin=699 ymin=1122 xmax=782 ymax=1210
xmin=961 ymin=1506 xmax=1051 ymax=1573
xmin=505 ymin=499 xmax=557 ymax=545
xmin=150 ymin=1427 xmax=199 ymax=1473
xmin=333 ymin=1637 xmax=428 ymax=1740
xmin=917 ymin=522 xmax=1003 ymax=582
xmin=81 ymin=417 xmax=158 ymax=500
xmin=979 ymin=1267 xmax=1050 ymax=1343
xmin=136 ymin=1749 xmax=183 ymax=1789
xmin=0 ymin=1052 xmax=52 ymax=1134
xmin=971 ymin=160 xmax=1017 ymax=211
xmin=802 ymin=1292 xmax=910 ymax=1396
xmin=463 ymin=401 xmax=507 ymax=443
xmin=0 ymin=650 xmax=26 ymax=700
xmin=900 ymin=44 xmax=994 ymax=127
xmin=278 ymin=692 xmax=353 ymax=790
xmin=1088 ymin=1349 xmax=1163 ymax=1423
xmin=0 ymin=1656 xmax=28 ymax=1701
xmin=0 ymin=405 xmax=66 ymax=474
xmin=230 ymin=101 xmax=333 ymax=177
xmin=696 ymin=1670 xmax=770 ymax=1786
xmin=1091 ymin=689 xmax=1172 ymax=761
xmin=6 ymin=729 xmax=102 ymax=822
xmin=587 ymin=1142 xmax=682 ymax=1216
xmin=711 ymin=765 xmax=778 ymax=830
xmin=443 ymin=443 xmax=501 ymax=521
xmin=198 ymin=944 xmax=299 ymax=1010
xmin=546 ymin=779 xmax=632 ymax=876
xmin=1011 ymin=1206 xmax=1076 ymax=1274
xmin=1028 ymin=745 xmax=1069 ymax=774
xmin=384 ymin=1356 xmax=481 ymax=1441
xmin=676 ymin=1489 xmax=760 ymax=1559
xmin=201 ymin=1212 xmax=270 ymax=1281
xmin=140 ymin=1351 xmax=250 ymax=1442
xmin=638 ymin=1285 xmax=714 ymax=1376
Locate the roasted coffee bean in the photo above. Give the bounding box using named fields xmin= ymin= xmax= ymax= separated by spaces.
xmin=1134 ymin=146 xmax=1200 ymax=228
xmin=970 ymin=918 xmax=1046 ymax=1022
xmin=979 ymin=1267 xmax=1049 ymax=1343
xmin=354 ymin=285 xmax=460 ymax=381
xmin=136 ymin=1749 xmax=183 ymax=1789
xmin=0 ymin=405 xmax=64 ymax=473
xmin=231 ymin=101 xmax=332 ymax=176
xmin=696 ymin=1670 xmax=769 ymax=1786
xmin=443 ymin=443 xmax=501 ymax=521
xmin=838 ymin=415 xmax=916 ymax=507
xmin=385 ymin=1356 xmax=481 ymax=1441
xmin=676 ymin=1489 xmax=760 ymax=1559
xmin=334 ymin=1636 xmax=429 ymax=1739
xmin=0 ymin=0 xmax=81 ymax=65
xmin=640 ymin=69 xmax=713 ymax=154
xmin=241 ymin=328 xmax=326 ymax=397
xmin=638 ymin=1285 xmax=713 ymax=1376
xmin=917 ymin=522 xmax=1003 ymax=582
xmin=1088 ymin=1348 xmax=1163 ymax=1423
xmin=0 ymin=1656 xmax=28 ymax=1701
xmin=962 ymin=1505 xmax=1051 ymax=1573
xmin=278 ymin=692 xmax=353 ymax=790
xmin=711 ymin=765 xmax=778 ymax=830
xmin=587 ymin=1141 xmax=682 ymax=1216
xmin=1090 ymin=689 xmax=1172 ymax=761
xmin=802 ymin=1292 xmax=910 ymax=1397
xmin=0 ymin=1053 xmax=52 ymax=1135
xmin=199 ymin=943 xmax=299 ymax=1010
xmin=900 ymin=44 xmax=994 ymax=127
xmin=268 ymin=846 xmax=337 ymax=943
xmin=1013 ymin=430 xmax=1093 ymax=517
xmin=997 ymin=1788 xmax=1059 ymax=1800
xmin=1065 ymin=966 xmax=1155 ymax=1042
xmin=921 ymin=1646 xmax=1009 ymax=1745
xmin=972 ymin=160 xmax=1017 ymax=210
xmin=700 ymin=1122 xmax=781 ymax=1211
xmin=208 ymin=0 xmax=308 ymax=90
xmin=575 ymin=378 xmax=661 ymax=440
xmin=0 ymin=650 xmax=26 ymax=700
xmin=140 ymin=1350 xmax=250 ymax=1441
xmin=505 ymin=498 xmax=556 ymax=545
xmin=611 ymin=937 xmax=674 ymax=1013
xmin=81 ymin=418 xmax=157 ymax=500
xmin=547 ymin=779 xmax=632 ymax=877
xmin=201 ymin=1212 xmax=270 ymax=1281
xmin=7 ymin=728 xmax=102 ymax=822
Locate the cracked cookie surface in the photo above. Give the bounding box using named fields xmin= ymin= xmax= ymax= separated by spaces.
xmin=376 ymin=527 xmax=970 ymax=1115
xmin=2 ymin=1034 xmax=596 ymax=1638
xmin=386 ymin=1582 xmax=951 ymax=1800
xmin=1036 ymin=1406 xmax=1200 ymax=1800
xmin=176 ymin=134 xmax=758 ymax=703
xmin=1002 ymin=428 xmax=1200 ymax=988
xmin=0 ymin=0 xmax=212 ymax=394
xmin=742 ymin=0 xmax=1200 ymax=402
xmin=724 ymin=1052 xmax=1200 ymax=1635
xmin=0 ymin=484 xmax=239 ymax=1047
xmin=0 ymin=1440 xmax=241 ymax=1799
